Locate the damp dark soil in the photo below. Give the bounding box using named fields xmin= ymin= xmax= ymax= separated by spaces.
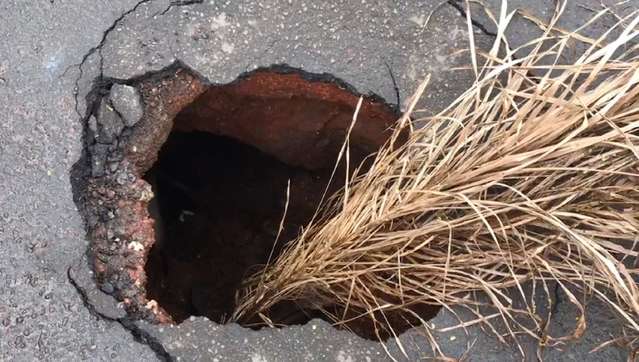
xmin=143 ymin=130 xmax=333 ymax=325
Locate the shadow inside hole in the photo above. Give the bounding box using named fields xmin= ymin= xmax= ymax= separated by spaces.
xmin=144 ymin=131 xmax=332 ymax=326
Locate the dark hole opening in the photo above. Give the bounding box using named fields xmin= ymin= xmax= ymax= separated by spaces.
xmin=144 ymin=130 xmax=332 ymax=326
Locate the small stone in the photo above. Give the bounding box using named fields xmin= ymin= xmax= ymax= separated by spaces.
xmin=14 ymin=335 xmax=26 ymax=349
xmin=145 ymin=300 xmax=158 ymax=310
xmin=100 ymin=282 xmax=114 ymax=294
xmin=96 ymin=99 xmax=124 ymax=144
xmin=115 ymin=172 xmax=129 ymax=185
xmin=91 ymin=144 xmax=109 ymax=177
xmin=127 ymin=241 xmax=144 ymax=252
xmin=109 ymin=84 xmax=143 ymax=127
xmin=139 ymin=186 xmax=154 ymax=202
xmin=88 ymin=115 xmax=98 ymax=133
xmin=108 ymin=162 xmax=119 ymax=173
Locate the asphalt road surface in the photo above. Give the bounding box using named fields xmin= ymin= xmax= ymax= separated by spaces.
xmin=0 ymin=0 xmax=635 ymax=360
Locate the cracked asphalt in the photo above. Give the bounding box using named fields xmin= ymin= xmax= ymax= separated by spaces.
xmin=0 ymin=0 xmax=636 ymax=360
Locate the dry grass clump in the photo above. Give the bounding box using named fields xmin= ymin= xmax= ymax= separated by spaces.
xmin=233 ymin=3 xmax=639 ymax=356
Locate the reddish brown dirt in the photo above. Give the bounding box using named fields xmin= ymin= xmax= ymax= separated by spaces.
xmin=172 ymin=71 xmax=396 ymax=170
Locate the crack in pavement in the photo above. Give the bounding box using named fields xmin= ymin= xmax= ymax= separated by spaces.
xmin=383 ymin=60 xmax=401 ymax=111
xmin=446 ymin=0 xmax=497 ymax=37
xmin=66 ymin=0 xmax=154 ymax=119
xmin=67 ymin=258 xmax=173 ymax=361
xmin=157 ymin=0 xmax=204 ymax=16
xmin=119 ymin=319 xmax=174 ymax=362
xmin=67 ymin=264 xmax=120 ymax=323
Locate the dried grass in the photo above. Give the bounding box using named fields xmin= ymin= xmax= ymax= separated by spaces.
xmin=232 ymin=2 xmax=639 ymax=357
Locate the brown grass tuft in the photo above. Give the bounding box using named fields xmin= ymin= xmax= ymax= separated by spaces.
xmin=233 ymin=2 xmax=639 ymax=357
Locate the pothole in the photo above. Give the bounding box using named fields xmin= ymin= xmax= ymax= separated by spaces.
xmin=72 ymin=64 xmax=438 ymax=341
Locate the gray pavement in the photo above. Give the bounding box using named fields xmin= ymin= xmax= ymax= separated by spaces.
xmin=0 ymin=1 xmax=162 ymax=360
xmin=0 ymin=0 xmax=635 ymax=360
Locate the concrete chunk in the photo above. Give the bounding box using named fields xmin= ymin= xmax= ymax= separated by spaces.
xmin=96 ymin=99 xmax=124 ymax=144
xmin=109 ymin=84 xmax=143 ymax=127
